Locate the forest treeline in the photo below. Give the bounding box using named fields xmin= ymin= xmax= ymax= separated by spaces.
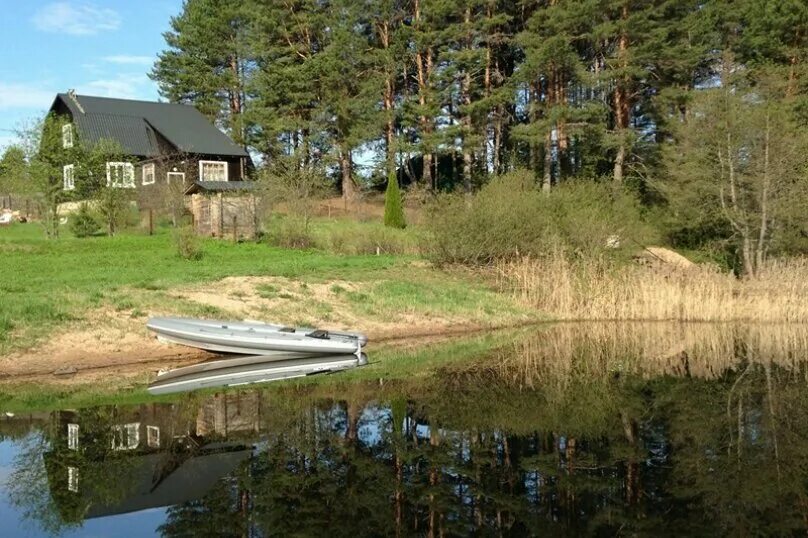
xmin=152 ymin=0 xmax=805 ymax=187
xmin=149 ymin=0 xmax=808 ymax=273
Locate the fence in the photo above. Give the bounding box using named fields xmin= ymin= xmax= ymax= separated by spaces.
xmin=0 ymin=193 xmax=41 ymax=219
xmin=189 ymin=193 xmax=259 ymax=240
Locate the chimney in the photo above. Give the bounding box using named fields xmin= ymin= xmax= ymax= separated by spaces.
xmin=66 ymin=89 xmax=85 ymax=114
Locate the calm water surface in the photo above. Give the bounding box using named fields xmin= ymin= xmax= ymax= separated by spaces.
xmin=2 ymin=323 xmax=808 ymax=536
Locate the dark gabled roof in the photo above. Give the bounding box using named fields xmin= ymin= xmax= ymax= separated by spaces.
xmin=51 ymin=93 xmax=248 ymax=158
xmin=74 ymin=113 xmax=160 ymax=156
xmin=184 ymin=180 xmax=256 ymax=195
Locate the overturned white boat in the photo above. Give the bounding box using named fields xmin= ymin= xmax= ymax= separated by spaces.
xmin=147 ymin=317 xmax=367 ymax=356
xmin=148 ymin=354 xmax=367 ymax=395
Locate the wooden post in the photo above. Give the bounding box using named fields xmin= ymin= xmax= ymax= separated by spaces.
xmin=218 ymin=193 xmax=224 ymax=237
xmin=233 ymin=215 xmax=237 ymax=242
xmin=148 ymin=208 xmax=154 ymax=236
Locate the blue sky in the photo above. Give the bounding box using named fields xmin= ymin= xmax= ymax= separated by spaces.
xmin=0 ymin=1 xmax=181 ymax=151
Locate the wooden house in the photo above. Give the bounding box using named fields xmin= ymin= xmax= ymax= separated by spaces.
xmin=49 ymin=90 xmax=250 ymax=203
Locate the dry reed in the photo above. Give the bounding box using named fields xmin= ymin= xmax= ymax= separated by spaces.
xmin=491 ymin=322 xmax=808 ymax=387
xmin=497 ymin=253 xmax=808 ymax=322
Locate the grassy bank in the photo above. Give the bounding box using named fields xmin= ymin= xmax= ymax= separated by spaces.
xmin=0 ymin=222 xmax=533 ymax=354
xmin=0 ymin=329 xmax=516 ymax=412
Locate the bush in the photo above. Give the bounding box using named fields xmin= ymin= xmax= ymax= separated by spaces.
xmin=424 ymin=169 xmax=654 ymax=265
xmin=383 ymin=172 xmax=406 ymax=229
xmin=70 ymin=203 xmax=100 ymax=238
xmin=173 ymin=226 xmax=203 ymax=260
xmin=266 ymin=217 xmax=315 ymax=249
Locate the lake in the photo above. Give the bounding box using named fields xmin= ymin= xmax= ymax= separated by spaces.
xmin=2 ymin=323 xmax=808 ymax=536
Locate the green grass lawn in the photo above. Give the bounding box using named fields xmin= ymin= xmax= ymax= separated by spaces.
xmin=0 ymin=221 xmax=535 ymax=353
xmin=0 ymin=222 xmax=404 ymax=350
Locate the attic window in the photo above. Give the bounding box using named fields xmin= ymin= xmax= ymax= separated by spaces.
xmin=142 ymin=163 xmax=155 ymax=185
xmin=106 ymin=162 xmax=135 ymax=188
xmin=63 ymin=164 xmax=75 ymax=191
xmin=67 ymin=466 xmax=79 ymax=493
xmin=199 ymin=160 xmax=228 ymax=181
xmin=62 ymin=124 xmax=73 ymax=149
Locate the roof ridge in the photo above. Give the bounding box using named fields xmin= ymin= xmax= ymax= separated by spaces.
xmin=65 ymin=93 xmax=195 ymax=107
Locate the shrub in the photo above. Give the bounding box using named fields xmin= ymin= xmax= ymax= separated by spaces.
xmin=267 ymin=217 xmax=315 ymax=249
xmin=424 ymin=169 xmax=654 ymax=265
xmin=70 ymin=202 xmax=100 ymax=238
xmin=173 ymin=226 xmax=203 ymax=260
xmin=384 ymin=172 xmax=406 ymax=229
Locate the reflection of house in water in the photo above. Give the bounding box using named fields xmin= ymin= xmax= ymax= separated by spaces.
xmin=43 ymin=392 xmax=264 ymax=522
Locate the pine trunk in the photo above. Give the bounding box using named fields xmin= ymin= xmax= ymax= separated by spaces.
xmin=339 ymin=145 xmax=356 ymax=203
xmin=612 ymin=3 xmax=630 ymax=183
xmin=414 ymin=0 xmax=434 ymax=189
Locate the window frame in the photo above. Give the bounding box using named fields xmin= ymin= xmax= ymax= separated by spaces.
xmin=67 ymin=466 xmax=79 ymax=493
xmin=199 ymin=160 xmax=228 ymax=182
xmin=142 ymin=163 xmax=155 ymax=186
xmin=63 ymin=164 xmax=75 ymax=191
xmin=147 ymin=425 xmax=160 ymax=448
xmin=111 ymin=422 xmax=140 ymax=450
xmin=106 ymin=162 xmax=135 ymax=189
xmin=67 ymin=423 xmax=79 ymax=450
xmin=62 ymin=124 xmax=73 ymax=149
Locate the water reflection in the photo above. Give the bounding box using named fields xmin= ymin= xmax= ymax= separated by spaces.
xmin=3 ymin=323 xmax=808 ymax=536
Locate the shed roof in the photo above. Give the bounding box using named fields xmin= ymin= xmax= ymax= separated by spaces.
xmin=184 ymin=180 xmax=256 ymax=195
xmin=52 ymin=93 xmax=248 ymax=158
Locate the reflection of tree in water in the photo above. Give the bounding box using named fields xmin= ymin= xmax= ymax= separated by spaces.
xmin=8 ymin=324 xmax=808 ymax=535
xmin=158 ymin=474 xmax=249 ymax=538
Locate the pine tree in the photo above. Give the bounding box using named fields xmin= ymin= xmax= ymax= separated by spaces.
xmin=150 ymin=0 xmax=252 ymax=147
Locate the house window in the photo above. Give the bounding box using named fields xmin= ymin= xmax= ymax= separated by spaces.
xmin=67 ymin=466 xmax=79 ymax=493
xmin=199 ymin=160 xmax=228 ymax=181
xmin=167 ymin=171 xmax=185 ymax=184
xmin=62 ymin=124 xmax=73 ymax=149
xmin=147 ymin=425 xmax=160 ymax=448
xmin=63 ymin=164 xmax=75 ymax=191
xmin=111 ymin=422 xmax=140 ymax=450
xmin=142 ymin=163 xmax=155 ymax=185
xmin=106 ymin=162 xmax=135 ymax=188
xmin=67 ymin=423 xmax=79 ymax=450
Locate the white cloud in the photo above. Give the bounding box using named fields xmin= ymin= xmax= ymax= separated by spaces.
xmin=32 ymin=2 xmax=121 ymax=36
xmin=102 ymin=55 xmax=155 ymax=66
xmin=78 ymin=73 xmax=155 ymax=100
xmin=0 ymin=83 xmax=55 ymax=110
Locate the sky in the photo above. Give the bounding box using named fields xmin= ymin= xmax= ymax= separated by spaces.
xmin=0 ymin=0 xmax=181 ymax=151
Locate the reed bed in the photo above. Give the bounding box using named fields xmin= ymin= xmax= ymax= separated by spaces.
xmin=490 ymin=322 xmax=808 ymax=388
xmin=497 ymin=253 xmax=808 ymax=322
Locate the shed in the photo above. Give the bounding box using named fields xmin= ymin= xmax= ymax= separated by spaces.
xmin=185 ymin=181 xmax=259 ymax=240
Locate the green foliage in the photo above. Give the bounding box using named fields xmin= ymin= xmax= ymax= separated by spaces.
xmin=383 ymin=172 xmax=406 ymax=229
xmin=69 ymin=203 xmax=101 ymax=238
xmin=425 ymin=169 xmax=653 ymax=265
xmin=173 ymin=225 xmax=203 ymax=260
xmin=0 ymin=145 xmax=28 ymax=193
xmin=659 ymin=68 xmax=808 ymax=275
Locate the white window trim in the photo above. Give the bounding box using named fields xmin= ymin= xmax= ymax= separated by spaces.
xmin=106 ymin=162 xmax=135 ymax=189
xmin=142 ymin=163 xmax=155 ymax=185
xmin=63 ymin=164 xmax=75 ymax=191
xmin=199 ymin=160 xmax=228 ymax=182
xmin=62 ymin=124 xmax=73 ymax=149
xmin=147 ymin=425 xmax=160 ymax=448
xmin=111 ymin=422 xmax=140 ymax=450
xmin=67 ymin=423 xmax=79 ymax=450
xmin=167 ymin=171 xmax=185 ymax=184
xmin=67 ymin=466 xmax=79 ymax=493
